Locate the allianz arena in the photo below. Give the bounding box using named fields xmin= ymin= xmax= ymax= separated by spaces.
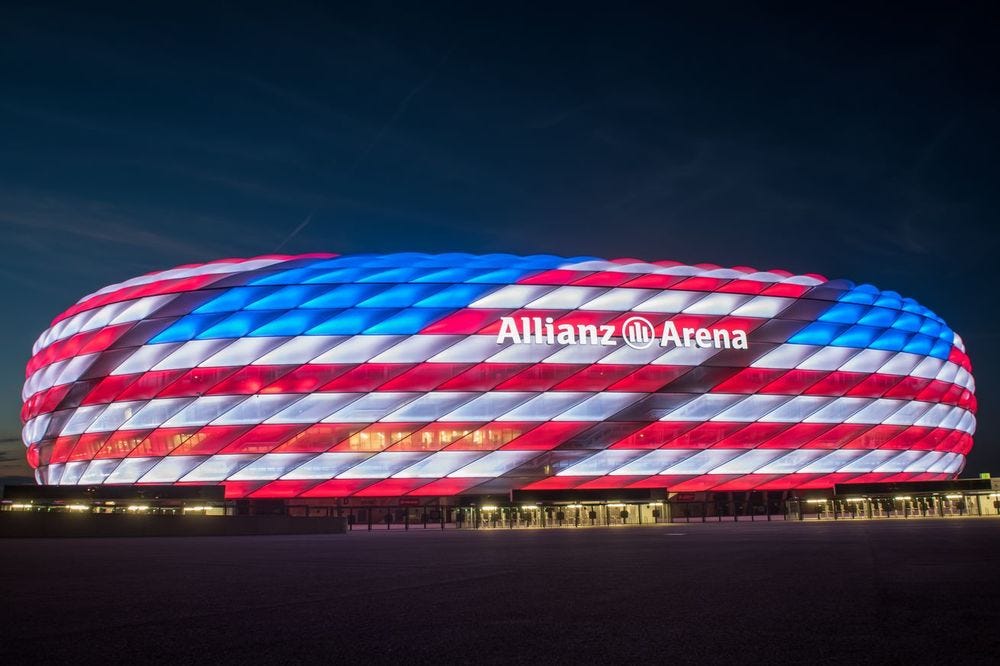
xmin=21 ymin=253 xmax=976 ymax=500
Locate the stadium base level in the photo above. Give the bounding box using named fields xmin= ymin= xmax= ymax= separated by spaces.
xmin=5 ymin=478 xmax=997 ymax=531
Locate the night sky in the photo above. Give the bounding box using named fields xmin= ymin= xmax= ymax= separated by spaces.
xmin=1 ymin=3 xmax=998 ymax=480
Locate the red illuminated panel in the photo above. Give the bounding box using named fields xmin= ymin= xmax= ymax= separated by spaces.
xmin=207 ymin=366 xmax=296 ymax=395
xmin=610 ymin=422 xmax=698 ymax=450
xmin=93 ymin=430 xmax=152 ymax=459
xmin=116 ymin=370 xmax=187 ymax=401
xmin=222 ymin=480 xmax=267 ymax=499
xmin=477 ymin=310 xmax=568 ymax=335
xmin=669 ymin=474 xmax=741 ymax=491
xmin=48 ymin=436 xmax=80 ymax=464
xmin=575 ymin=475 xmax=650 ymax=489
xmin=626 ymin=475 xmax=690 ymax=489
xmin=218 ymin=424 xmax=310 ymax=454
xmin=883 ymin=375 xmax=932 ymax=400
xmin=446 ymin=423 xmax=535 ymax=451
xmin=67 ymin=433 xmax=111 ymax=461
xmin=437 ymin=363 xmax=528 ymax=391
xmin=801 ymin=424 xmax=871 ymax=449
xmin=157 ymin=367 xmax=240 ymax=398
xmin=518 ymin=269 xmax=589 ymax=285
xmin=299 ymin=478 xmax=376 ymax=498
xmin=717 ymin=279 xmax=767 ymax=295
xmin=81 ymin=374 xmax=141 ymax=405
xmin=501 ymin=422 xmax=591 ymax=450
xmin=521 ymin=476 xmax=591 ymax=490
xmin=795 ymin=472 xmax=862 ymax=488
xmin=260 ymin=364 xmax=356 ymax=394
xmin=407 ymin=477 xmax=484 ymax=496
xmin=378 ymin=363 xmax=473 ymax=391
xmin=842 ymin=425 xmax=907 ymax=449
xmin=128 ymin=428 xmax=199 ymax=457
xmin=249 ymin=479 xmax=322 ymax=498
xmin=620 ymin=274 xmax=684 ymax=289
xmin=271 ymin=423 xmax=366 ymax=453
xmin=713 ymin=368 xmax=788 ymax=394
xmin=666 ymin=422 xmax=747 ymax=449
xmin=804 ymin=371 xmax=868 ymax=396
xmin=761 ymin=282 xmax=810 ymax=297
xmin=330 ymin=423 xmax=423 ymax=452
xmin=571 ymin=271 xmax=633 ymax=287
xmin=845 ymin=373 xmax=904 ymax=398
xmin=880 ymin=426 xmax=931 ymax=450
xmin=759 ymin=370 xmax=829 ymax=395
xmin=759 ymin=423 xmax=834 ymax=449
xmin=353 ymin=478 xmax=434 ymax=497
xmin=673 ymin=276 xmax=730 ymax=292
xmin=386 ymin=423 xmax=483 ymax=451
xmin=553 ymin=364 xmax=636 ymax=391
xmin=608 ymin=365 xmax=690 ymax=392
xmin=165 ymin=426 xmax=250 ymax=456
xmin=710 ymin=474 xmax=783 ymax=491
xmin=714 ymin=423 xmax=790 ymax=449
xmin=421 ymin=309 xmax=506 ymax=334
xmin=320 ymin=364 xmax=414 ymax=391
xmin=496 ymin=364 xmax=584 ymax=390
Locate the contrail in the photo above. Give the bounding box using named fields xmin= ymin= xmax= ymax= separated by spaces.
xmin=347 ymin=48 xmax=452 ymax=174
xmin=274 ymin=211 xmax=313 ymax=252
xmin=273 ymin=46 xmax=452 ymax=252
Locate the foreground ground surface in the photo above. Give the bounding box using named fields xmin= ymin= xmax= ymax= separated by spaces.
xmin=2 ymin=519 xmax=998 ymax=664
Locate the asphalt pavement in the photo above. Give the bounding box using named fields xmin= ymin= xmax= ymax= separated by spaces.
xmin=2 ymin=518 xmax=998 ymax=664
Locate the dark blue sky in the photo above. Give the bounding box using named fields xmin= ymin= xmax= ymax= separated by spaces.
xmin=1 ymin=3 xmax=998 ymax=479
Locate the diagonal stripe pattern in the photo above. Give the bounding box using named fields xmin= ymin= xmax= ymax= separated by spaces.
xmin=21 ymin=253 xmax=976 ymax=499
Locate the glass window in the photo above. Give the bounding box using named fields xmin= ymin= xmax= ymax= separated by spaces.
xmin=153 ymin=339 xmax=234 ymax=370
xmin=163 ymin=396 xmax=247 ymax=427
xmin=428 ymin=335 xmax=509 ymax=363
xmin=120 ymin=397 xmax=193 ymax=429
xmin=322 ymin=393 xmax=419 ymax=423
xmin=199 ymin=337 xmax=286 ymax=367
xmin=266 ymin=393 xmax=363 ymax=424
xmin=253 ymin=336 xmax=346 ymax=365
xmin=311 ymin=335 xmax=404 ymax=364
xmin=495 ymin=392 xmax=590 ymax=421
xmin=381 ymin=393 xmax=477 ymax=422
xmin=611 ymin=449 xmax=695 ymax=475
xmin=391 ymin=451 xmax=483 ymax=478
xmin=658 ymin=394 xmax=745 ymax=422
xmin=447 ymin=450 xmax=539 ymax=477
xmin=212 ymin=394 xmax=304 ymax=425
xmin=370 ymin=335 xmax=463 ymax=363
xmin=110 ymin=343 xmax=181 ymax=375
xmin=469 ymin=285 xmax=553 ymax=308
xmin=139 ymin=456 xmax=208 ymax=483
xmin=557 ymin=450 xmax=646 ymax=476
xmin=227 ymin=453 xmax=315 ymax=480
xmin=280 ymin=452 xmax=372 ymax=479
xmin=336 ymin=451 xmax=430 ymax=478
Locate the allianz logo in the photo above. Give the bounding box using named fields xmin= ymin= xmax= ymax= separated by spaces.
xmin=495 ymin=316 xmax=749 ymax=350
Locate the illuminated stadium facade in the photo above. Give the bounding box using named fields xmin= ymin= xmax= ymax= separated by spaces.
xmin=21 ymin=253 xmax=976 ymax=501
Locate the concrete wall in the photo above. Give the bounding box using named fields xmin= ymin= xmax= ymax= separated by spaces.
xmin=0 ymin=513 xmax=347 ymax=538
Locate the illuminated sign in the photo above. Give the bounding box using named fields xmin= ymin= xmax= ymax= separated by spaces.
xmin=495 ymin=315 xmax=749 ymax=350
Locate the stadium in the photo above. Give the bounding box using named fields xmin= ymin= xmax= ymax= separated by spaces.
xmin=20 ymin=253 xmax=976 ymax=509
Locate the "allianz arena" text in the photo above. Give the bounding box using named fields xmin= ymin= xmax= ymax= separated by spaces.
xmin=495 ymin=316 xmax=750 ymax=349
